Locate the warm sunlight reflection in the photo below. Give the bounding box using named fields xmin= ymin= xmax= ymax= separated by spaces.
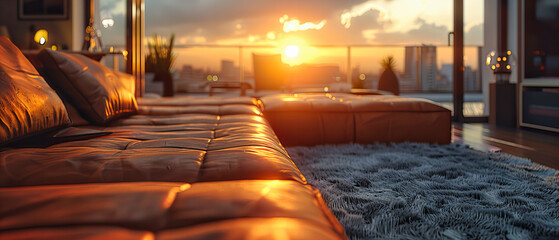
xmin=141 ymin=233 xmax=155 ymax=240
xmin=163 ymin=187 xmax=180 ymax=209
xmin=179 ymin=184 xmax=191 ymax=192
xmin=251 ymin=107 xmax=263 ymax=115
xmin=260 ymin=180 xmax=279 ymax=196
xmin=247 ymin=219 xmax=292 ymax=240
xmin=280 ymin=97 xmax=301 ymax=102
xmin=162 ymin=185 xmax=190 ymax=209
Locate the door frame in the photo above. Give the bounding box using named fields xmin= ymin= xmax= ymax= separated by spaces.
xmin=453 ymin=0 xmax=464 ymax=122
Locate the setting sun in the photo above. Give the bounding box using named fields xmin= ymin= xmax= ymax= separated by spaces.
xmin=281 ymin=38 xmax=308 ymax=65
xmin=284 ymin=45 xmax=299 ymax=58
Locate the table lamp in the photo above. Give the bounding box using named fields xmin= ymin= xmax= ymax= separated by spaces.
xmin=34 ymin=29 xmax=48 ymax=46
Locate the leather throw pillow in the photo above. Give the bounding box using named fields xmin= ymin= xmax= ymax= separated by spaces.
xmin=0 ymin=37 xmax=71 ymax=145
xmin=38 ymin=49 xmax=137 ymax=125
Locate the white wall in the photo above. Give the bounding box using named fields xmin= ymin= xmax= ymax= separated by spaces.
xmin=72 ymin=0 xmax=85 ymax=51
xmin=508 ymin=0 xmax=519 ymax=84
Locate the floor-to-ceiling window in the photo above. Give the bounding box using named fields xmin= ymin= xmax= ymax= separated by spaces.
xmin=144 ymin=0 xmax=485 ymax=118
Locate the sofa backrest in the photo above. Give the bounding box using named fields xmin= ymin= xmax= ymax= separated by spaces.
xmin=0 ymin=37 xmax=71 ymax=145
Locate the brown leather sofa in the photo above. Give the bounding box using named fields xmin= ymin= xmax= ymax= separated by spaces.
xmin=0 ymin=37 xmax=346 ymax=240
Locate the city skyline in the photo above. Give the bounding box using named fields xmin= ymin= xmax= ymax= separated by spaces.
xmin=171 ymin=48 xmax=482 ymax=94
xmin=170 ymin=45 xmax=483 ymax=77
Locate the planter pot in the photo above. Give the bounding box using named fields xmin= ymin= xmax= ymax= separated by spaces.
xmin=378 ymin=68 xmax=400 ymax=95
xmin=154 ymin=71 xmax=174 ymax=97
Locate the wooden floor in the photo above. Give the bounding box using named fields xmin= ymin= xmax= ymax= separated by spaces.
xmin=452 ymin=123 xmax=559 ymax=170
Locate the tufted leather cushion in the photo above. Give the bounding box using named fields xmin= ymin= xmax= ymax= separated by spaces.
xmin=0 ymin=181 xmax=346 ymax=239
xmin=138 ymin=96 xmax=260 ymax=107
xmin=0 ymin=114 xmax=305 ymax=187
xmin=37 ymin=49 xmax=137 ymax=125
xmin=0 ymin=37 xmax=70 ymax=146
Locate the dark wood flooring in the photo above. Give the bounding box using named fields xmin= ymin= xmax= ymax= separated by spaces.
xmin=452 ymin=123 xmax=559 ymax=170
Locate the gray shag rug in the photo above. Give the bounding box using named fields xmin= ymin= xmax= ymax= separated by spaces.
xmin=286 ymin=143 xmax=559 ymax=240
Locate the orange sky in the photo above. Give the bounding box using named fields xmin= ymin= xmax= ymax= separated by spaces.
xmin=136 ymin=0 xmax=485 ymax=74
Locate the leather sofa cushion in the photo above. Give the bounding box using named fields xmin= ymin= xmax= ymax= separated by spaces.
xmin=0 ymin=226 xmax=152 ymax=240
xmin=0 ymin=182 xmax=187 ymax=231
xmin=157 ymin=218 xmax=344 ymax=240
xmin=138 ymin=96 xmax=259 ymax=107
xmin=0 ymin=114 xmax=305 ymax=187
xmin=137 ymin=96 xmax=263 ymax=116
xmin=138 ymin=104 xmax=262 ymax=116
xmin=37 ymin=49 xmax=137 ymax=125
xmin=261 ymin=93 xmax=448 ymax=112
xmin=0 ymin=181 xmax=345 ymax=239
xmin=0 ymin=37 xmax=70 ymax=146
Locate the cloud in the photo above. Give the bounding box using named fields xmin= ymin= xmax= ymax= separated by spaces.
xmin=364 ymin=17 xmax=449 ymax=45
xmin=340 ymin=1 xmax=389 ymax=28
xmin=465 ymin=23 xmax=483 ymax=46
xmin=280 ymin=15 xmax=326 ymax=33
xmin=141 ymin=0 xmax=482 ymax=46
xmin=145 ymin=0 xmax=365 ymax=44
xmin=98 ymin=0 xmax=125 ymax=16
xmin=145 ymin=0 xmax=360 ymax=32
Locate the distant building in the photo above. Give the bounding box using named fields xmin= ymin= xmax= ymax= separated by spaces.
xmin=439 ymin=64 xmax=480 ymax=92
xmin=220 ymin=60 xmax=240 ymax=81
xmin=177 ymin=65 xmax=211 ymax=92
xmin=464 ymin=66 xmax=480 ymax=92
xmin=402 ymin=45 xmax=438 ymax=91
xmin=439 ymin=64 xmax=453 ymax=91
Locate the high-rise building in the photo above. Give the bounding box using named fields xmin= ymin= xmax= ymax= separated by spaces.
xmin=402 ymin=45 xmax=438 ymax=91
xmin=464 ymin=66 xmax=480 ymax=91
xmin=177 ymin=65 xmax=210 ymax=92
xmin=439 ymin=64 xmax=480 ymax=92
xmin=439 ymin=64 xmax=453 ymax=91
xmin=220 ymin=60 xmax=240 ymax=81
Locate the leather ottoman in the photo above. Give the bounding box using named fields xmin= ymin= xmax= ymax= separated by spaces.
xmin=260 ymin=93 xmax=451 ymax=146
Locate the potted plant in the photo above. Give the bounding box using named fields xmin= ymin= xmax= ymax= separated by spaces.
xmin=378 ymin=56 xmax=400 ymax=95
xmin=146 ymin=34 xmax=175 ymax=96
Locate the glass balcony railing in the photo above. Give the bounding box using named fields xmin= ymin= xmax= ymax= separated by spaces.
xmin=159 ymin=44 xmax=481 ymax=91
xmin=142 ymin=44 xmax=485 ymax=117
